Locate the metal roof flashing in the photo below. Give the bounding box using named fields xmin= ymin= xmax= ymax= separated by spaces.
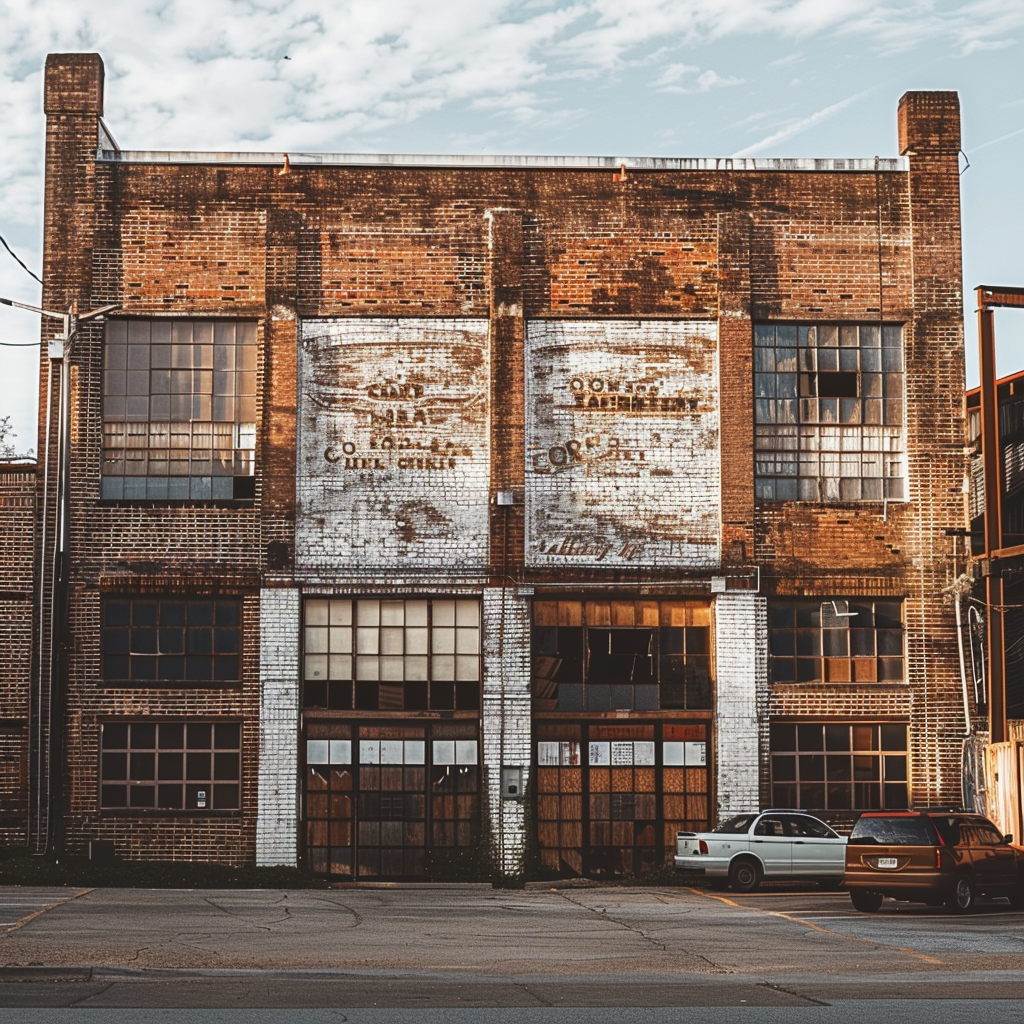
xmin=96 ymin=150 xmax=908 ymax=173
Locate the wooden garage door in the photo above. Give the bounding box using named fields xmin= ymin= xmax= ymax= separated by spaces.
xmin=304 ymin=723 xmax=480 ymax=880
xmin=535 ymin=721 xmax=710 ymax=878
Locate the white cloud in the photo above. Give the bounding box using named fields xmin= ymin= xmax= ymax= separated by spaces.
xmin=650 ymin=63 xmax=742 ymax=94
xmin=769 ymin=52 xmax=804 ymax=69
xmin=970 ymin=125 xmax=1024 ymax=154
xmin=650 ymin=62 xmax=701 ymax=88
xmin=3 ymin=0 xmax=1024 ymax=438
xmin=961 ymin=38 xmax=1015 ymax=55
xmin=694 ymin=70 xmax=743 ymax=92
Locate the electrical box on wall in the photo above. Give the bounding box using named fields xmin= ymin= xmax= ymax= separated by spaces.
xmin=501 ymin=766 xmax=523 ymax=800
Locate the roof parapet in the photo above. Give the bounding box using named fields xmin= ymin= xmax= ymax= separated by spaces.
xmin=97 ymin=150 xmax=908 ymax=172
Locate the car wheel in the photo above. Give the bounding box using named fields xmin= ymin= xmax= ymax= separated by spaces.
xmin=947 ymin=875 xmax=976 ymax=914
xmin=850 ymin=889 xmax=883 ymax=913
xmin=729 ymin=858 xmax=762 ymax=893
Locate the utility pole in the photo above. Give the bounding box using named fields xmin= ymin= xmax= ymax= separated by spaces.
xmin=1 ymin=296 xmax=117 ymax=854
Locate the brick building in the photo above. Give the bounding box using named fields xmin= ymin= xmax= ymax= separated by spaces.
xmin=0 ymin=462 xmax=34 ymax=846
xmin=22 ymin=52 xmax=969 ymax=879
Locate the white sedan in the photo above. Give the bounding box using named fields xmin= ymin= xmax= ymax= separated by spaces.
xmin=675 ymin=810 xmax=847 ymax=891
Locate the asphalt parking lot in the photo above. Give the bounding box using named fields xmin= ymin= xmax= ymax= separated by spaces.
xmin=0 ymin=884 xmax=1021 ymax=1017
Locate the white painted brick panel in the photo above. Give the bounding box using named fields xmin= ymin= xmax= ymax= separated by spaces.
xmin=256 ymin=587 xmax=300 ymax=866
xmin=525 ymin=320 xmax=721 ymax=568
xmin=482 ymin=587 xmax=533 ymax=877
xmin=714 ymin=593 xmax=765 ymax=817
xmin=296 ymin=319 xmax=491 ymax=572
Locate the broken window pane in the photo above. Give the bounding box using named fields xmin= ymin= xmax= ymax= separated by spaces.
xmin=754 ymin=322 xmax=904 ymax=503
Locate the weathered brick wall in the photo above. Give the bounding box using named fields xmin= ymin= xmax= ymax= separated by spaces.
xmin=762 ymin=94 xmax=966 ymax=811
xmin=900 ymin=93 xmax=967 ymax=806
xmin=0 ymin=464 xmax=35 ymax=845
xmin=40 ymin=48 xmax=966 ymax=868
xmin=61 ymin=586 xmax=260 ymax=863
xmin=43 ymin=56 xmax=263 ymax=862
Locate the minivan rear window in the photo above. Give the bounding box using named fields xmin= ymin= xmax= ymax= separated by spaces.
xmin=928 ymin=816 xmax=963 ymax=846
xmin=849 ymin=815 xmax=935 ymax=845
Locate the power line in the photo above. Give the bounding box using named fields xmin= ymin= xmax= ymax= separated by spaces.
xmin=0 ymin=340 xmax=41 ymax=346
xmin=0 ymin=231 xmax=42 ymax=285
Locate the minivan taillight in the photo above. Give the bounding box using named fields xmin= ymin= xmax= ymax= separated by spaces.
xmin=699 ymin=840 xmax=709 ymax=855
xmin=935 ymin=847 xmax=942 ymax=870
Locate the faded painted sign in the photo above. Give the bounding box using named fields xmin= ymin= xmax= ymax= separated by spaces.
xmin=297 ymin=319 xmax=490 ymax=570
xmin=526 ymin=320 xmax=720 ymax=568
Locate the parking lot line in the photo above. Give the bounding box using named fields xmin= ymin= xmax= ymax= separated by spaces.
xmin=0 ymin=890 xmax=93 ymax=935
xmin=684 ymin=888 xmax=944 ymax=966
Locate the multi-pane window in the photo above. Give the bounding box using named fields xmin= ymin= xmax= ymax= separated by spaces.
xmin=532 ymin=600 xmax=712 ymax=711
xmin=99 ymin=721 xmax=241 ymax=811
xmin=102 ymin=597 xmax=242 ymax=687
xmin=0 ymin=725 xmax=26 ymax=818
xmin=304 ymin=726 xmax=480 ymax=879
xmin=533 ymin=723 xmax=710 ymax=877
xmin=102 ymin=320 xmax=256 ymax=501
xmin=770 ymin=721 xmax=908 ymax=812
xmin=754 ymin=323 xmax=904 ymax=501
xmin=769 ymin=599 xmax=903 ymax=684
xmin=302 ymin=598 xmax=481 ymax=711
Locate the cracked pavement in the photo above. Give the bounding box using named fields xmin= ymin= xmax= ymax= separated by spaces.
xmin=0 ymin=886 xmax=1023 ymax=1010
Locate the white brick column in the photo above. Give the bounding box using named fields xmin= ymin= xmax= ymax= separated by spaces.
xmin=714 ymin=592 xmax=767 ymax=818
xmin=482 ymin=586 xmax=532 ymax=880
xmin=256 ymin=587 xmax=300 ymax=866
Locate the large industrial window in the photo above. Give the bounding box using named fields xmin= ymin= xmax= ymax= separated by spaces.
xmin=770 ymin=721 xmax=908 ymax=812
xmin=302 ymin=598 xmax=481 ymax=712
xmin=101 ymin=596 xmax=242 ymax=687
xmin=99 ymin=720 xmax=241 ymax=811
xmin=754 ymin=323 xmax=904 ymax=501
xmin=532 ymin=600 xmax=712 ymax=711
xmin=768 ymin=599 xmax=903 ymax=684
xmin=101 ymin=320 xmax=256 ymax=501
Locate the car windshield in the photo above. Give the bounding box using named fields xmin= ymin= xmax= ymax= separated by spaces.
xmin=712 ymin=814 xmax=758 ymax=834
xmin=849 ymin=815 xmax=935 ymax=845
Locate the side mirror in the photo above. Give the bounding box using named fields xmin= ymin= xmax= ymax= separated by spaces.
xmin=1002 ymin=834 xmax=1014 ymax=844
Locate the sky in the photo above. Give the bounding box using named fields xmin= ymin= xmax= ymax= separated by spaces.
xmin=2 ymin=0 xmax=1024 ymax=456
